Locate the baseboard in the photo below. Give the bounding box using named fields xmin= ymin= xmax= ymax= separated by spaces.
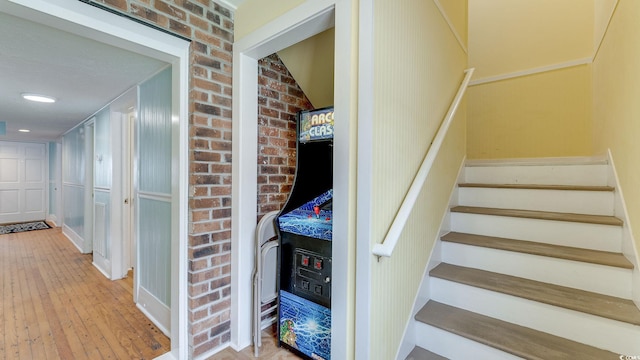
xmin=606 ymin=149 xmax=640 ymax=309
xmin=62 ymin=225 xmax=87 ymax=253
xmin=46 ymin=214 xmax=59 ymax=227
xmin=193 ymin=343 xmax=230 ymax=360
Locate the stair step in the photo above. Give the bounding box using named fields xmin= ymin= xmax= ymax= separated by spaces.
xmin=415 ymin=301 xmax=618 ymax=360
xmin=406 ymin=346 xmax=447 ymax=360
xmin=441 ymin=232 xmax=633 ymax=269
xmin=430 ymin=263 xmax=640 ymax=325
xmin=463 ymin=163 xmax=609 ymax=186
xmin=451 ymin=206 xmax=623 ymax=226
xmin=457 ymin=185 xmax=614 ymax=216
xmin=459 ymin=183 xmax=614 ymax=191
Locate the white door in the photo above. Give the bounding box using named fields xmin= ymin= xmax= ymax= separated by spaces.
xmin=0 ymin=141 xmax=46 ymax=224
xmin=134 ymin=67 xmax=172 ymax=336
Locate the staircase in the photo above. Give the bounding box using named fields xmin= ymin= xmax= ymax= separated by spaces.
xmin=406 ymin=160 xmax=640 ymax=359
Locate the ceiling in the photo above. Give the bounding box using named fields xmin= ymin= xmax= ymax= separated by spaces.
xmin=0 ymin=11 xmax=169 ymax=142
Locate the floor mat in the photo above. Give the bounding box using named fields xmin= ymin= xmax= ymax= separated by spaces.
xmin=0 ymin=221 xmax=51 ymax=234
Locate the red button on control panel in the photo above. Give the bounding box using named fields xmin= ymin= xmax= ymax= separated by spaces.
xmin=314 ymin=259 xmax=323 ymax=270
xmin=301 ymin=255 xmax=309 ymax=267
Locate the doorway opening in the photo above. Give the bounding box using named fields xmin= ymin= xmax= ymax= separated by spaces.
xmin=232 ymin=1 xmax=354 ymax=357
xmin=0 ymin=1 xmax=190 ymax=358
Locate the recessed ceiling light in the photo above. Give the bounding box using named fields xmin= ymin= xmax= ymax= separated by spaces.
xmin=21 ymin=93 xmax=56 ymax=103
xmin=18 ymin=129 xmax=30 ymax=133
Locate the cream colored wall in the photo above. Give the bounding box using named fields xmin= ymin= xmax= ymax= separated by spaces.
xmin=436 ymin=0 xmax=467 ymax=49
xmin=467 ymin=0 xmax=594 ymax=159
xmin=234 ymin=0 xmax=305 ymax=41
xmin=469 ymin=0 xmax=593 ymax=79
xmin=369 ymin=0 xmax=467 ymax=358
xmin=278 ymin=28 xmax=335 ymax=108
xmin=592 ymin=0 xmax=640 ymax=294
xmin=236 ymin=0 xmax=335 ymax=108
xmin=468 ymin=65 xmax=592 ymax=159
xmin=594 ymin=0 xmax=617 ymax=52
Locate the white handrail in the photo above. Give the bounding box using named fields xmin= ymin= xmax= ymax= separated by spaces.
xmin=372 ymin=68 xmax=475 ymax=259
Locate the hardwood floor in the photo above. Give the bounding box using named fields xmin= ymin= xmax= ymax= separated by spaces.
xmin=0 ymin=226 xmax=170 ymax=359
xmin=207 ymin=327 xmax=301 ymax=360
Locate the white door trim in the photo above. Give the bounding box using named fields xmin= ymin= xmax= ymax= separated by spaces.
xmin=355 ymin=0 xmax=374 ymax=359
xmin=231 ymin=1 xmax=354 ymax=358
xmin=0 ymin=1 xmax=190 ymax=359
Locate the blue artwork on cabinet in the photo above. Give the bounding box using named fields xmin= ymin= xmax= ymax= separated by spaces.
xmin=278 ymin=189 xmax=333 ymax=241
xmin=279 ymin=290 xmax=331 ymax=360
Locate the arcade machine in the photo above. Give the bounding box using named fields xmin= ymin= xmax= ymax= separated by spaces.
xmin=276 ymin=106 xmax=334 ymax=360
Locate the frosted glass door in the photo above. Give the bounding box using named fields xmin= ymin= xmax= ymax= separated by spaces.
xmin=93 ymin=108 xmax=111 ymax=277
xmin=135 ymin=67 xmax=172 ymax=335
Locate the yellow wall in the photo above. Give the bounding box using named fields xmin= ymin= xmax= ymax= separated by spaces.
xmin=278 ymin=28 xmax=335 ymax=108
xmin=467 ymin=0 xmax=594 ymax=159
xmin=437 ymin=0 xmax=468 ymax=49
xmin=370 ymin=0 xmax=467 ymax=358
xmin=467 ymin=65 xmax=592 ymax=159
xmin=594 ymin=0 xmax=617 ymax=53
xmin=234 ymin=0 xmax=304 ymax=41
xmin=592 ymin=0 xmax=640 ymax=277
xmin=469 ymin=0 xmax=593 ymax=79
xmin=236 ymin=0 xmax=335 ymax=109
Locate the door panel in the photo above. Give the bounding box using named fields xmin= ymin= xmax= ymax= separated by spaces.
xmin=0 ymin=141 xmax=46 ymax=224
xmin=134 ymin=66 xmax=172 ymax=335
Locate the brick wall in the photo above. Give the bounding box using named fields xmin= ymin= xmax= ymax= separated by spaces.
xmin=255 ymin=53 xmax=313 ymax=329
xmin=257 ymin=54 xmax=313 ymax=221
xmin=91 ymin=0 xmax=233 ymax=357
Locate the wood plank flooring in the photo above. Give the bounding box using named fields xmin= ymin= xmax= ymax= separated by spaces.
xmin=0 ymin=226 xmax=169 ymax=360
xmin=451 ymin=206 xmax=624 ymax=226
xmin=458 ymin=183 xmax=615 ymax=192
xmin=441 ymin=232 xmax=633 ymax=268
xmin=206 ymin=326 xmax=300 ymax=359
xmin=430 ymin=263 xmax=640 ymax=325
xmin=416 ymin=301 xmax=618 ymax=360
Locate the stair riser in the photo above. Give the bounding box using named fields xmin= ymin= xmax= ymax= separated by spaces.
xmin=464 ymin=164 xmax=608 ymax=186
xmin=458 ymin=188 xmax=614 ymax=216
xmin=441 ymin=243 xmax=632 ymax=299
xmin=430 ymin=279 xmax=640 ymax=355
xmin=451 ymin=213 xmax=622 ymax=252
xmin=414 ymin=322 xmax=522 ymax=360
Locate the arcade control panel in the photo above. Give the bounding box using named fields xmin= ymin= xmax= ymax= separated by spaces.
xmin=294 ymin=248 xmax=331 ymax=302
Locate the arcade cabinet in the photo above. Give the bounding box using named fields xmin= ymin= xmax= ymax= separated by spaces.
xmin=276 ymin=106 xmax=334 ymax=360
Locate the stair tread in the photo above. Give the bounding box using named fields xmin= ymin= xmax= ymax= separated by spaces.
xmin=459 ymin=183 xmax=614 ymax=191
xmin=416 ymin=301 xmax=618 ymax=360
xmin=430 ymin=263 xmax=640 ymax=325
xmin=442 ymin=232 xmax=633 ymax=269
xmin=406 ymin=346 xmax=447 ymax=360
xmin=451 ymin=205 xmax=623 ymax=226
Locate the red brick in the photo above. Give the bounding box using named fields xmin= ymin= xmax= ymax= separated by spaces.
xmin=191 ymin=308 xmax=209 ymax=323
xmin=194 ymin=29 xmax=222 ymax=48
xmin=155 ymin=0 xmax=187 ymax=20
xmin=103 ymin=0 xmax=128 ymax=11
xmin=193 ymin=337 xmax=220 ymax=357
xmin=189 ymin=282 xmax=210 ymax=296
xmin=189 ymin=15 xmax=209 ymax=31
xmin=210 ymin=299 xmax=231 ymax=315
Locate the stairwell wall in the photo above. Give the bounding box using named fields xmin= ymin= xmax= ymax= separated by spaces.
xmin=467 ymin=0 xmax=594 ymax=159
xmin=369 ymin=1 xmax=467 ymax=359
xmin=592 ymin=0 xmax=640 ymax=305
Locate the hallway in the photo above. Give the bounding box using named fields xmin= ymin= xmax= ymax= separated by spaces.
xmin=0 ymin=225 xmax=170 ymax=359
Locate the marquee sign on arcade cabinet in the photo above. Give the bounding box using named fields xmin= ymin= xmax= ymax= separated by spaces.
xmin=276 ymin=107 xmax=334 ymax=360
